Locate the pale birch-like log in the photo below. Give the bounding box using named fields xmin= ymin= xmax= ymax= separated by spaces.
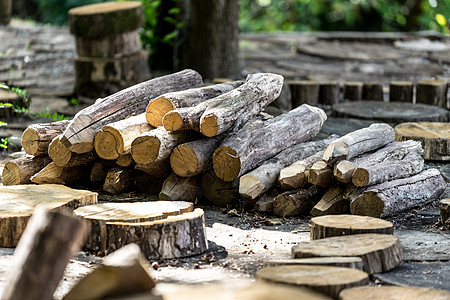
xmin=213 ymin=104 xmax=327 ymax=182
xmin=2 ymin=155 xmax=51 ymax=186
xmin=308 ymin=160 xmax=334 ymax=188
xmin=239 ymin=136 xmax=336 ymax=200
xmin=94 ymin=113 xmax=152 ymax=160
xmin=48 ymin=135 xmax=98 ymax=167
xmin=30 ymin=162 xmax=92 ymax=186
xmin=323 ymin=123 xmax=395 ymax=164
xmin=200 ymin=73 xmax=283 ymax=137
xmin=103 ymin=167 xmax=138 ymax=194
xmin=60 ymin=69 xmax=202 ymax=153
xmin=159 ymin=173 xmax=201 ymax=201
xmin=273 ymin=185 xmax=323 ymax=217
xmin=310 ymin=186 xmax=349 ymax=217
xmin=21 ymin=120 xmax=70 ymax=156
xmin=350 ymin=168 xmax=446 ymax=217
xmin=146 ymin=81 xmax=243 ymax=127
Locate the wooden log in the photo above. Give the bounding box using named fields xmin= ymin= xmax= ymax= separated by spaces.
xmin=273 ymin=185 xmax=323 ymax=217
xmin=90 ymin=160 xmax=115 ymax=184
xmin=134 ymin=173 xmax=165 ymax=194
xmin=343 ymin=82 xmax=363 ymax=101
xmin=61 ymin=69 xmax=202 ymax=154
xmin=0 ymin=184 xmax=97 ymax=247
xmin=21 ymin=120 xmax=70 ymax=156
xmin=416 ymin=79 xmax=448 ymax=109
xmin=63 ymin=244 xmax=155 ymax=300
xmin=308 ymin=160 xmax=334 ymax=188
xmin=352 ymin=152 xmax=424 ymax=187
xmin=94 ymin=113 xmax=152 ymax=160
xmin=134 ymin=159 xmax=172 ymax=178
xmin=256 ymin=265 xmax=369 ymax=299
xmin=159 ymin=173 xmax=201 ymax=201
xmin=263 ymin=257 xmax=364 ymax=270
xmin=116 ymin=153 xmax=135 ymax=167
xmin=254 ymin=194 xmax=274 ymax=213
xmin=389 ymin=81 xmax=413 ymax=103
xmin=30 ymin=162 xmax=92 ymax=186
xmin=291 ymin=234 xmax=403 ymax=274
xmin=1 ymin=207 xmax=87 ymax=300
xmin=170 ymin=135 xmax=223 ymax=177
xmin=350 ymin=168 xmax=446 ymax=217
xmin=339 ymin=286 xmax=450 ymax=300
xmin=213 ymin=104 xmax=327 ymax=182
xmin=239 ymin=136 xmax=337 ymax=200
xmin=440 ymin=199 xmax=450 ymax=229
xmin=2 ymin=155 xmax=51 ymax=186
xmin=319 ymin=81 xmax=340 ymax=105
xmin=199 ymin=73 xmax=284 ymax=137
xmin=394 ymin=122 xmax=450 ymax=161
xmin=310 ymin=186 xmax=349 ymax=217
xmin=288 ymin=80 xmax=320 ymax=107
xmin=131 ymin=127 xmax=199 ymax=166
xmin=310 ymin=215 xmax=393 ymax=240
xmin=333 ymin=140 xmax=423 ymax=183
xmin=48 ymin=135 xmax=98 ymax=167
xmin=201 ymin=171 xmax=239 ymax=207
xmin=362 ymin=82 xmax=383 ymax=101
xmin=323 ymin=123 xmax=395 ymax=164
xmin=146 ymin=81 xmax=243 ymax=127
xmin=103 ymin=167 xmax=138 ymax=194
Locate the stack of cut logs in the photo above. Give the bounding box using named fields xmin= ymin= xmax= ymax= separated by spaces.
xmin=3 ymin=68 xmax=447 ymax=220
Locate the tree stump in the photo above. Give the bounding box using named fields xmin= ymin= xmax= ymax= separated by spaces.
xmin=394 ymin=122 xmax=450 ymax=161
xmin=343 ymin=82 xmax=363 ymax=101
xmin=288 ymin=80 xmax=320 ymax=107
xmin=319 ymin=81 xmax=340 ymax=105
xmin=0 ymin=0 xmax=12 ymax=25
xmin=310 ymin=215 xmax=393 ymax=240
xmin=0 ymin=184 xmax=97 ymax=247
xmin=263 ymin=257 xmax=364 ymax=270
xmin=339 ymin=286 xmax=450 ymax=300
xmin=256 ymin=265 xmax=369 ymax=299
xmin=0 ymin=88 xmax=21 ymax=118
xmin=362 ymin=82 xmax=383 ymax=101
xmin=440 ymin=199 xmax=450 ymax=229
xmin=389 ymin=81 xmax=413 ymax=103
xmin=291 ymin=234 xmax=403 ymax=274
xmin=416 ymin=79 xmax=448 ymax=109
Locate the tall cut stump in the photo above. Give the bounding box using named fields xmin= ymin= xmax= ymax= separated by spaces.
xmin=339 ymin=286 xmax=450 ymax=300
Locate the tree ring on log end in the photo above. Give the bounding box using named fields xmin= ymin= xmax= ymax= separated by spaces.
xmin=2 ymin=162 xmax=20 ymax=185
xmin=200 ymin=114 xmax=219 ymax=137
xmin=163 ymin=111 xmax=184 ymax=131
xmin=131 ymin=135 xmax=161 ymax=165
xmin=352 ymin=168 xmax=370 ymax=187
xmin=350 ymin=192 xmax=384 ymax=217
xmin=170 ymin=145 xmax=199 ymax=177
xmin=21 ymin=128 xmax=39 ymax=156
xmin=213 ymin=146 xmax=241 ymax=182
xmin=94 ymin=130 xmax=122 ymax=160
xmin=49 ymin=138 xmax=72 ymax=167
xmin=146 ymin=97 xmax=176 ymax=127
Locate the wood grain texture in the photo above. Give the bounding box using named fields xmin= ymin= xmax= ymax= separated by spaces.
xmin=2 ymin=155 xmax=51 ymax=186
xmin=21 ymin=120 xmax=70 ymax=156
xmin=339 ymin=286 xmax=450 ymax=300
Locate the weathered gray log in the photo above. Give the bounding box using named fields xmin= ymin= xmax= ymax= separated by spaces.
xmin=263 ymin=257 xmax=364 ymax=270
xmin=308 ymin=160 xmax=334 ymax=188
xmin=48 ymin=135 xmax=98 ymax=167
xmin=1 ymin=207 xmax=87 ymax=300
xmin=319 ymin=81 xmax=340 ymax=105
xmin=30 ymin=162 xmax=92 ymax=186
xmin=21 ymin=120 xmax=70 ymax=156
xmin=146 ymin=81 xmax=243 ymax=127
xmin=239 ymin=136 xmax=337 ymax=200
xmin=362 ymin=82 xmax=383 ymax=101
xmin=213 ymin=104 xmax=327 ymax=182
xmin=352 ymin=152 xmax=424 ymax=187
xmin=2 ymin=155 xmax=51 ymax=186
xmin=201 ymin=171 xmax=239 ymax=207
xmin=310 ymin=186 xmax=349 ymax=217
xmin=389 ymin=81 xmax=413 ymax=103
xmin=60 ymin=69 xmax=202 ymax=153
xmin=288 ymin=80 xmax=320 ymax=107
xmin=416 ymin=79 xmax=448 ymax=109
xmin=440 ymin=199 xmax=450 ymax=229
xmin=340 ymin=286 xmax=450 ymax=300
xmin=343 ymin=82 xmax=363 ymax=101
xmin=170 ymin=135 xmax=223 ymax=177
xmin=323 ymin=123 xmax=395 ymax=164
xmin=333 ymin=140 xmax=423 ymax=183
xmin=159 ymin=173 xmax=201 ymax=201
xmin=103 ymin=167 xmax=138 ymax=194
xmin=273 ymin=185 xmax=323 ymax=217
xmin=94 ymin=113 xmax=152 ymax=160
xmin=350 ymin=168 xmax=446 ymax=217
xmin=199 ymin=73 xmax=284 ymax=137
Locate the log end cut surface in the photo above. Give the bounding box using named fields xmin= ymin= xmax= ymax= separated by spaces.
xmin=213 ymin=146 xmax=241 ymax=182
xmin=131 ymin=135 xmax=160 ymax=165
xmin=21 ymin=128 xmax=39 ymax=156
xmin=350 ymin=191 xmax=386 ymax=218
xmin=170 ymin=145 xmax=199 ymax=177
xmin=200 ymin=114 xmax=219 ymax=137
xmin=94 ymin=129 xmax=123 ymax=160
xmin=163 ymin=111 xmax=184 ymax=132
xmin=339 ymin=286 xmax=450 ymax=300
xmin=2 ymin=162 xmax=20 ymax=186
xmin=146 ymin=97 xmax=176 ymax=127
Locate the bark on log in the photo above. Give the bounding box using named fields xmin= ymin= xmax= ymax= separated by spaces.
xmin=94 ymin=113 xmax=152 ymax=160
xmin=291 ymin=234 xmax=403 ymax=274
xmin=199 ymin=73 xmax=284 ymax=137
xmin=319 ymin=81 xmax=340 ymax=105
xmin=263 ymin=257 xmax=364 ymax=270
xmin=131 ymin=127 xmax=199 ymax=166
xmin=416 ymin=79 xmax=448 ymax=109
xmin=21 ymin=120 xmax=70 ymax=156
xmin=339 ymin=286 xmax=450 ymax=300
xmin=343 ymin=82 xmax=363 ymax=101
xmin=310 ymin=214 xmax=394 ymax=240
xmin=273 ymin=185 xmax=323 ymax=217
xmin=350 ymin=168 xmax=446 ymax=217
xmin=2 ymin=155 xmax=51 ymax=186
xmin=49 ymin=135 xmax=98 ymax=167
xmin=389 ymin=81 xmax=413 ymax=103
xmin=254 ymin=194 xmax=275 ymax=213
xmin=362 ymin=82 xmax=383 ymax=101
xmin=308 ymin=160 xmax=334 ymax=188
xmin=103 ymin=167 xmax=138 ymax=194
xmin=352 ymin=152 xmax=424 ymax=187
xmin=201 ymin=171 xmax=239 ymax=207
xmin=213 ymin=104 xmax=327 ymax=182
xmin=394 ymin=122 xmax=450 ymax=161
xmin=239 ymin=136 xmax=337 ymax=200
xmin=61 ymin=69 xmax=202 ymax=153
xmin=63 ymin=244 xmax=155 ymax=300
xmin=256 ymin=265 xmax=369 ymax=299
xmin=30 ymin=162 xmax=92 ymax=186
xmin=323 ymin=123 xmax=395 ymax=164
xmin=288 ymin=80 xmax=320 ymax=107
xmin=159 ymin=173 xmax=201 ymax=201
xmin=1 ymin=207 xmax=87 ymax=300
xmin=146 ymin=81 xmax=243 ymax=127
xmin=134 ymin=173 xmax=165 ymax=194
xmin=440 ymin=199 xmax=450 ymax=229
xmin=0 ymin=184 xmax=97 ymax=247
xmin=134 ymin=159 xmax=172 ymax=178
xmin=310 ymin=186 xmax=349 ymax=217
xmin=170 ymin=135 xmax=223 ymax=177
